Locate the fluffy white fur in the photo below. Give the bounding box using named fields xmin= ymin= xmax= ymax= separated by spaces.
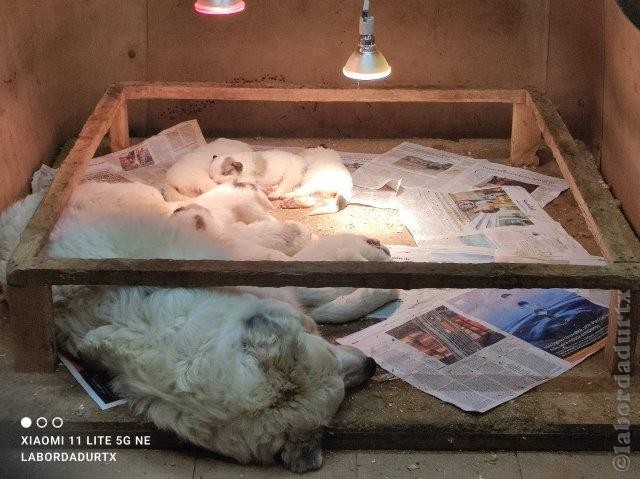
xmin=210 ymin=146 xmax=353 ymax=215
xmin=0 ymin=182 xmax=398 ymax=472
xmin=209 ymin=149 xmax=306 ymax=200
xmin=164 ymin=138 xmax=253 ymax=201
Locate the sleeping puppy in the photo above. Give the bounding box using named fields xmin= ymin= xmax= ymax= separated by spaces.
xmin=163 ymin=137 xmax=253 ymax=201
xmin=209 ymin=149 xmax=306 ymax=201
xmin=209 ymin=147 xmax=353 ymax=215
xmin=0 ymin=184 xmax=396 ymax=472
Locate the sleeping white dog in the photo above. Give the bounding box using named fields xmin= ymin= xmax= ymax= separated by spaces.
xmin=0 ymin=182 xmax=398 ymax=472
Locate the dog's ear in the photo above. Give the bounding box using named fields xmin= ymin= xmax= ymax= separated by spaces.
xmin=211 ymin=156 xmax=236 ymax=177
xmin=245 ymin=312 xmax=284 ymax=336
xmin=242 ymin=313 xmax=286 ymax=360
xmin=280 ymin=430 xmax=323 ymax=473
xmin=242 ymin=312 xmax=301 ymax=369
xmin=231 ymin=161 xmax=243 ymax=173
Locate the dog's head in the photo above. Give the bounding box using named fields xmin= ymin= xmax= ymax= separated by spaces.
xmin=202 ymin=311 xmax=376 ymax=473
xmin=209 ymin=154 xmax=245 ymax=185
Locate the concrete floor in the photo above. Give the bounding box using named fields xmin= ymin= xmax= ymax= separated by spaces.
xmin=1 ymin=449 xmax=638 ymax=479
xmin=0 ymin=138 xmax=637 ymax=477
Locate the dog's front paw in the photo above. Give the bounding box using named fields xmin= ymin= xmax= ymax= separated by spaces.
xmin=280 ymin=436 xmax=323 ymax=473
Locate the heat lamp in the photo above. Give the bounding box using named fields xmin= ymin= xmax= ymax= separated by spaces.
xmin=194 ymin=0 xmax=246 ymax=15
xmin=342 ymin=0 xmax=391 ymax=80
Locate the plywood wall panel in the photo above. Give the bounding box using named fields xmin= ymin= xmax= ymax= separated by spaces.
xmin=547 ymin=0 xmax=604 ymax=157
xmin=0 ymin=0 xmax=617 ymax=210
xmin=145 ymin=0 xmax=548 ymax=136
xmin=0 ymin=0 xmax=147 ymax=211
xmin=601 ymin=0 xmax=640 ymax=234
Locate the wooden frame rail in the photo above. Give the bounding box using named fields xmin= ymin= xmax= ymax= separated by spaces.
xmin=6 ymin=83 xmax=640 ymax=375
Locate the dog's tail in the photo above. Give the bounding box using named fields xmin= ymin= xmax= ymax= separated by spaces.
xmin=0 ymin=190 xmax=45 ymax=293
xmin=306 ymin=288 xmax=400 ymax=324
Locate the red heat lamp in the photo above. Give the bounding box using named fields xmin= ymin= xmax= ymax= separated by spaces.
xmin=194 ymin=0 xmax=245 ymax=15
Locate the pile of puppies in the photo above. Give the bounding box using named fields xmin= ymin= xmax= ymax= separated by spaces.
xmin=0 ymin=139 xmax=397 ymax=473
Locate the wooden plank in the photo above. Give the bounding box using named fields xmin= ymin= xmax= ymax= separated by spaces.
xmin=7 ymin=85 xmax=124 ymax=270
xmin=109 ymin=101 xmax=130 ymax=152
xmin=7 ymin=257 xmax=640 ymax=291
xmin=122 ymin=82 xmax=526 ymax=104
xmin=6 ymin=284 xmax=56 ymax=372
xmin=510 ymin=103 xmax=541 ymax=167
xmin=605 ymin=290 xmax=640 ymax=374
xmin=528 ymin=90 xmax=640 ymax=263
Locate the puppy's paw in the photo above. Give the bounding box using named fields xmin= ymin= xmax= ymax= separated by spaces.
xmin=280 ymin=221 xmax=315 ymax=255
xmin=280 ymin=197 xmax=316 ymax=209
xmin=362 ymin=237 xmax=391 ymax=260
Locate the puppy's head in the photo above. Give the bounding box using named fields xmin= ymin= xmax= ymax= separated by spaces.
xmin=204 ymin=311 xmax=376 ymax=473
xmin=209 ymin=154 xmax=244 ymax=184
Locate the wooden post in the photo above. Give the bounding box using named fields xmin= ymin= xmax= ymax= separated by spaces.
xmin=109 ymin=101 xmax=130 ymax=152
xmin=7 ymin=284 xmax=57 ymax=372
xmin=605 ymin=290 xmax=640 ymax=375
xmin=511 ymin=103 xmax=541 ymax=167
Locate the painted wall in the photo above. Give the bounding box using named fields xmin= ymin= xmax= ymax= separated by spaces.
xmin=601 ymin=0 xmax=640 ymax=233
xmin=0 ymin=0 xmax=607 ymax=210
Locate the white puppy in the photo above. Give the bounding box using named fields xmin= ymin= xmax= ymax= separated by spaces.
xmin=209 ymin=146 xmax=353 ymax=215
xmin=281 ymin=147 xmax=354 ymax=215
xmin=0 ymin=184 xmax=398 ymax=472
xmin=164 ymin=138 xmax=253 ymax=201
xmin=209 ymin=149 xmax=307 ymax=200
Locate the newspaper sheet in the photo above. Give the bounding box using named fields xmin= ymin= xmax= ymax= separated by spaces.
xmin=398 ymin=186 xmax=553 ymax=242
xmin=388 ymin=244 xmax=495 ymax=264
xmin=87 ymin=120 xmax=206 ymax=189
xmin=31 ymin=120 xmax=206 ymax=192
xmin=393 ymin=223 xmax=604 ymax=266
xmin=340 ymin=152 xmax=398 ymax=208
xmin=434 ymin=162 xmax=569 ymax=207
xmin=351 ymin=142 xmax=484 ymax=190
xmin=60 ymin=353 xmax=125 ymax=410
xmin=339 ymin=288 xmax=609 ymax=412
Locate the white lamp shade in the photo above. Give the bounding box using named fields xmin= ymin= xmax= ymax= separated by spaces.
xmin=342 ymin=48 xmax=391 ymax=81
xmin=194 ymin=0 xmax=245 ymax=15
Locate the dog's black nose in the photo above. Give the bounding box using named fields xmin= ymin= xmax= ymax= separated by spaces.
xmin=365 ymin=357 xmax=377 ymax=378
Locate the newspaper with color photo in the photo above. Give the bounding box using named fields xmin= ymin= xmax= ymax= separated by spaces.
xmin=339 ymin=288 xmax=610 ymax=413
xmin=351 ymin=142 xmax=483 ymax=191
xmin=397 ymin=186 xmax=553 ymax=242
xmin=433 ymin=161 xmax=569 ymax=207
xmin=32 ymin=120 xmax=207 ymax=192
xmin=60 ymin=353 xmax=126 ymax=410
xmin=85 ymin=120 xmax=207 ymax=189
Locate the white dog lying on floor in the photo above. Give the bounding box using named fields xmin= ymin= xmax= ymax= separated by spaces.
xmin=0 ymin=181 xmax=398 ymax=472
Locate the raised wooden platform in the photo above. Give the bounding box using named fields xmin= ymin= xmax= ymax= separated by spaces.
xmin=6 ymin=84 xmax=640 ymax=375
